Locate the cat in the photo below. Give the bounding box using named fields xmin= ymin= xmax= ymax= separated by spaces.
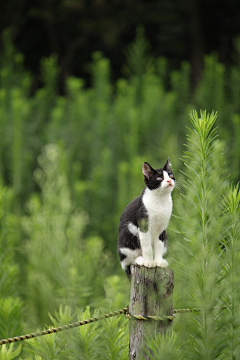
xmin=117 ymin=158 xmax=175 ymax=278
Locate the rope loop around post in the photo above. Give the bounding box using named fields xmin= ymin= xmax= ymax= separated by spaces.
xmin=125 ymin=312 xmax=175 ymax=322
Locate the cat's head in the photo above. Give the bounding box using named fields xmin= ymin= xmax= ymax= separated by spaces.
xmin=142 ymin=158 xmax=175 ymax=192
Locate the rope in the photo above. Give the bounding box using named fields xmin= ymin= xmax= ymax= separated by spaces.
xmin=125 ymin=313 xmax=175 ymax=321
xmin=0 ymin=304 xmax=230 ymax=346
xmin=0 ymin=307 xmax=129 ymax=346
xmin=173 ymin=305 xmax=229 ymax=314
xmin=173 ymin=308 xmax=200 ymax=314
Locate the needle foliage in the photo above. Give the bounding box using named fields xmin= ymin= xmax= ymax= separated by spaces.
xmin=0 ymin=31 xmax=240 ymax=359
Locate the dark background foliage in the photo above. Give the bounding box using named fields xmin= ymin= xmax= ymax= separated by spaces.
xmin=1 ymin=0 xmax=240 ymax=89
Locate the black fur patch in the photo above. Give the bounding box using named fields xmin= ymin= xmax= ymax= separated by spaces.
xmin=118 ymin=190 xmax=147 ymax=252
xmin=159 ymin=230 xmax=167 ymax=243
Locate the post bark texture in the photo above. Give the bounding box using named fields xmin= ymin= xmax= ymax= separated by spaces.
xmin=129 ymin=265 xmax=174 ymax=360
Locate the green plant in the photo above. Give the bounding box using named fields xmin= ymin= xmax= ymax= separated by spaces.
xmin=0 ymin=187 xmax=23 ymax=357
xmin=0 ymin=344 xmax=22 ymax=360
xmin=143 ymin=330 xmax=183 ymax=360
xmin=22 ymin=144 xmax=116 ymax=328
xmin=220 ymin=184 xmax=240 ymax=359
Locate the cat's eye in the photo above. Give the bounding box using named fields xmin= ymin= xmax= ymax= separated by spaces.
xmin=169 ymin=174 xmax=174 ymax=179
xmin=156 ymin=177 xmax=162 ymax=181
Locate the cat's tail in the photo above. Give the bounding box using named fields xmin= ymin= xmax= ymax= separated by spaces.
xmin=125 ymin=266 xmax=131 ymax=281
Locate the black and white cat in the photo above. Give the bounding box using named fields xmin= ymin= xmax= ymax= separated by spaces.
xmin=118 ymin=158 xmax=175 ymax=277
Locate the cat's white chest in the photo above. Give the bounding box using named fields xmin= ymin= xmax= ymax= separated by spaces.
xmin=142 ymin=188 xmax=172 ymax=237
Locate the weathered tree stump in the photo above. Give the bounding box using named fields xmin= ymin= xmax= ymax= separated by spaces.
xmin=129 ymin=265 xmax=174 ymax=360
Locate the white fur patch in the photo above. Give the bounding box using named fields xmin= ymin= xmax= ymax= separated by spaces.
xmin=128 ymin=222 xmax=138 ymax=236
xmin=142 ymin=184 xmax=173 ymax=239
xmin=119 ymin=247 xmax=141 ymax=270
xmin=162 ymin=170 xmax=175 ymax=190
xmin=139 ymin=176 xmax=173 ymax=266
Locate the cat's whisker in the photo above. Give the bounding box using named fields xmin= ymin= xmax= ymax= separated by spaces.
xmin=175 ymin=184 xmax=184 ymax=193
xmin=174 ymin=181 xmax=185 ymax=194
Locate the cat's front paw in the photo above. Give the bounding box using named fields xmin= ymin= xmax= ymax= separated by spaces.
xmin=156 ymin=259 xmax=169 ymax=268
xmin=134 ymin=256 xmax=145 ymax=266
xmin=144 ymin=260 xmax=157 ymax=268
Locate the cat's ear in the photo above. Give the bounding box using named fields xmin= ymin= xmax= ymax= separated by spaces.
xmin=142 ymin=162 xmax=154 ymax=180
xmin=163 ymin=157 xmax=172 ymax=171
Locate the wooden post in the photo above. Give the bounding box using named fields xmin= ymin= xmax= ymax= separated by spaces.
xmin=129 ymin=265 xmax=174 ymax=360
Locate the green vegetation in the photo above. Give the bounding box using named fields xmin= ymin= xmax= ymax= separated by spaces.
xmin=0 ymin=33 xmax=240 ymax=358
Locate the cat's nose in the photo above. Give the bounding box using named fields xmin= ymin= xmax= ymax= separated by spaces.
xmin=166 ymin=179 xmax=172 ymax=185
